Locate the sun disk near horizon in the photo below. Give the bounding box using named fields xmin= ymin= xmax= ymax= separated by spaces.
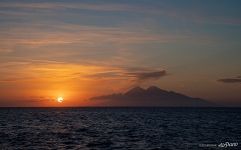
xmin=57 ymin=97 xmax=64 ymax=103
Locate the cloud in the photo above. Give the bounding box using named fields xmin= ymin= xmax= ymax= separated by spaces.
xmin=1 ymin=1 xmax=240 ymax=26
xmin=86 ymin=71 xmax=123 ymax=79
xmin=83 ymin=67 xmax=167 ymax=82
xmin=0 ymin=2 xmax=134 ymax=12
xmin=0 ymin=24 xmax=178 ymax=53
xmin=127 ymin=70 xmax=167 ymax=81
xmin=22 ymin=96 xmax=55 ymax=103
xmin=218 ymin=76 xmax=241 ymax=83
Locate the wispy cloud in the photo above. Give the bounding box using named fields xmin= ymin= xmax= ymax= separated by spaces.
xmin=0 ymin=24 xmax=179 ymax=53
xmin=85 ymin=66 xmax=167 ymax=83
xmin=218 ymin=76 xmax=241 ymax=84
xmin=0 ymin=2 xmax=134 ymax=12
xmin=127 ymin=70 xmax=167 ymax=81
xmin=1 ymin=1 xmax=240 ymax=26
xmin=0 ymin=58 xmax=167 ymax=88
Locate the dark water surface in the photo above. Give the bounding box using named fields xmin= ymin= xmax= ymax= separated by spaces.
xmin=0 ymin=107 xmax=240 ymax=150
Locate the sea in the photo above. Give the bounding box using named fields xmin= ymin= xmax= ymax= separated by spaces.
xmin=0 ymin=107 xmax=240 ymax=150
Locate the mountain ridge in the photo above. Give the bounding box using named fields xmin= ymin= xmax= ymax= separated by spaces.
xmin=89 ymin=86 xmax=214 ymax=107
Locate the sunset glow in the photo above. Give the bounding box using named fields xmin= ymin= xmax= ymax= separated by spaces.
xmin=0 ymin=0 xmax=241 ymax=107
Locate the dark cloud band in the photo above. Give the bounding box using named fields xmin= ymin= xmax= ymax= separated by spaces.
xmin=128 ymin=70 xmax=167 ymax=81
xmin=218 ymin=76 xmax=241 ymax=83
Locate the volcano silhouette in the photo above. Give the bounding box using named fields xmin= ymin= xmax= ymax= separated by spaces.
xmin=89 ymin=86 xmax=214 ymax=107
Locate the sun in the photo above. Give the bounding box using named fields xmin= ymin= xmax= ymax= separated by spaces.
xmin=57 ymin=97 xmax=64 ymax=103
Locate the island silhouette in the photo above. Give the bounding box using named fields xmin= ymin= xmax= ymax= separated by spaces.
xmin=90 ymin=86 xmax=214 ymax=107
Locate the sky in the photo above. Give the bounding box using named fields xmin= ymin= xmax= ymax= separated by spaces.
xmin=0 ymin=0 xmax=241 ymax=107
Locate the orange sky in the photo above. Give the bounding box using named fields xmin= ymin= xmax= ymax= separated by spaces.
xmin=0 ymin=62 xmax=136 ymax=106
xmin=0 ymin=1 xmax=241 ymax=106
